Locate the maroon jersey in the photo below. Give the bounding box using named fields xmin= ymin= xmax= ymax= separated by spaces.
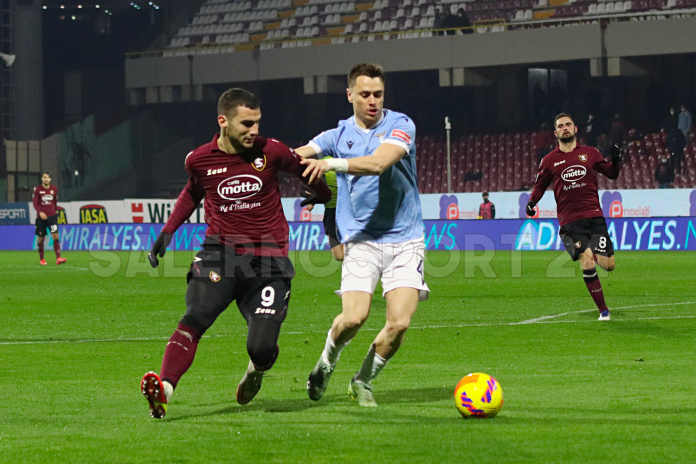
xmin=33 ymin=184 xmax=58 ymax=217
xmin=529 ymin=145 xmax=620 ymax=226
xmin=479 ymin=202 xmax=495 ymax=219
xmin=163 ymin=134 xmax=330 ymax=256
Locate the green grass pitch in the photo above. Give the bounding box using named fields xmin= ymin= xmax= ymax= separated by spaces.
xmin=1 ymin=249 xmax=695 ymax=463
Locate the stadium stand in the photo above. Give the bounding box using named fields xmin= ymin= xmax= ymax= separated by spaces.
xmin=274 ymin=129 xmax=696 ymax=197
xmin=161 ymin=0 xmax=696 ymax=55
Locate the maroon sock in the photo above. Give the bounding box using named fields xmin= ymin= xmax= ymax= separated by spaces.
xmin=583 ymin=268 xmax=608 ymax=312
xmin=38 ymin=242 xmax=44 ymax=260
xmin=160 ymin=324 xmax=201 ymax=389
xmin=53 ymin=240 xmax=61 ymax=258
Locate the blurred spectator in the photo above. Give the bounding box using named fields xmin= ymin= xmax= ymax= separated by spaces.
xmin=433 ymin=8 xmax=444 ymax=34
xmin=596 ymin=133 xmax=609 ymax=158
xmin=609 ymin=114 xmax=625 ymax=146
xmin=442 ymin=9 xmax=457 ymax=35
xmin=478 ymin=192 xmax=496 ymax=219
xmin=663 ymin=106 xmax=679 ymax=132
xmin=584 ymin=114 xmax=599 ymax=147
xmin=455 ymin=8 xmax=473 ymax=34
xmin=667 ymin=128 xmax=686 ymax=175
xmin=678 ymin=105 xmax=692 ymax=141
xmin=433 ymin=8 xmax=445 ymax=31
xmin=535 ymin=123 xmax=555 ymax=161
xmin=654 ymin=157 xmax=674 ymax=188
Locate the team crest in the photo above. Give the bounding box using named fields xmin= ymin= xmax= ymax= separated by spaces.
xmin=209 ymin=271 xmax=221 ymax=282
xmin=574 ymin=241 xmax=582 ymax=249
xmin=252 ymin=156 xmax=266 ymax=171
xmin=578 ymin=154 xmax=588 ymax=162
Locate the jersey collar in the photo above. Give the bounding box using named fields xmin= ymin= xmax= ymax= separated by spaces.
xmin=352 ymin=110 xmax=386 ymax=134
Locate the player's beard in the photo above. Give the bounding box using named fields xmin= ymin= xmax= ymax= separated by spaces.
xmin=559 ymin=134 xmax=575 ymax=144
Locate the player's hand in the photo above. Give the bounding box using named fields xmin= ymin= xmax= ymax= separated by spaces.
xmin=300 ymin=183 xmax=327 ymax=207
xmin=300 ymin=158 xmax=330 ymax=185
xmin=610 ymin=144 xmax=622 ymax=163
xmin=526 ymin=201 xmax=537 ymax=217
xmin=39 ymin=212 xmax=47 ymax=220
xmin=148 ymin=232 xmax=173 ymax=268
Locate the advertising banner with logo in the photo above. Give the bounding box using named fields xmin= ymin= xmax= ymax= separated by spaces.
xmin=2 ymin=218 xmax=696 ymax=252
xmin=419 ymin=188 xmax=696 ymax=220
xmin=0 ymin=202 xmax=30 ymax=225
xmin=5 ymin=187 xmax=696 ymax=231
xmin=122 ymin=199 xmax=205 ymax=224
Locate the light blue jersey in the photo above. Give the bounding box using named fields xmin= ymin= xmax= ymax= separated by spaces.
xmin=309 ymin=109 xmax=423 ymax=244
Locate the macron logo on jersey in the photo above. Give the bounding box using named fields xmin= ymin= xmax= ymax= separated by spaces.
xmin=390 ymin=129 xmax=411 ymax=145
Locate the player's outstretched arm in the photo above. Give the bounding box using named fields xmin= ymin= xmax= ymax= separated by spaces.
xmin=148 ymin=178 xmax=204 ymax=268
xmin=294 ymin=145 xmax=318 ymax=159
xmin=300 ymin=143 xmax=406 ymax=183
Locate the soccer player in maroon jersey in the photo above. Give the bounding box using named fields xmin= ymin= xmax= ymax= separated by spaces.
xmin=526 ymin=113 xmax=621 ymax=321
xmin=140 ymin=88 xmax=331 ymax=419
xmin=32 ymin=172 xmax=67 ymax=266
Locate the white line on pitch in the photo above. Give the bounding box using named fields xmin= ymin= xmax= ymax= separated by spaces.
xmin=2 ymin=303 xmax=694 ymax=346
xmin=0 ymin=268 xmax=90 ymax=273
xmin=511 ymin=301 xmax=696 ymax=325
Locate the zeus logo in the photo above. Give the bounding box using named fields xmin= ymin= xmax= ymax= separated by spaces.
xmin=561 ymin=165 xmax=587 ymax=182
xmin=554 ymin=160 xmax=566 ymax=167
xmin=218 ymin=175 xmax=263 ymax=200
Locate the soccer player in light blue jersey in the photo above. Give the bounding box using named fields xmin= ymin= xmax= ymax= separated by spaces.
xmin=295 ymin=63 xmax=429 ymax=407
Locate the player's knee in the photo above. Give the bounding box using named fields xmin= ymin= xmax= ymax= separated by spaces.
xmin=604 ymin=262 xmax=615 ymax=272
xmin=385 ymin=320 xmax=410 ymax=338
xmin=247 ymin=318 xmax=281 ymax=370
xmin=341 ymin=313 xmax=368 ymax=330
xmin=247 ymin=341 xmax=278 ymax=370
xmin=180 ymin=309 xmax=212 ymax=336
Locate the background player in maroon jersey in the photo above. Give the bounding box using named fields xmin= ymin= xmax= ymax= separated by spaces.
xmin=32 ymin=172 xmax=67 ymax=266
xmin=140 ymin=88 xmax=331 ymax=419
xmin=478 ymin=192 xmax=495 ymax=219
xmin=526 ymin=113 xmax=621 ymax=321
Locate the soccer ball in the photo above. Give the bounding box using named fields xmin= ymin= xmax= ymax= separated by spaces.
xmin=454 ymin=373 xmax=503 ymax=418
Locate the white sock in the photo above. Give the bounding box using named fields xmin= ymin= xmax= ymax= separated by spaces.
xmin=355 ymin=344 xmax=388 ymax=385
xmin=163 ymin=380 xmax=174 ymax=401
xmin=320 ymin=328 xmax=348 ymax=367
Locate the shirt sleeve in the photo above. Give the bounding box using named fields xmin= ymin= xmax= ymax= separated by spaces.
xmin=529 ymin=157 xmax=553 ymax=204
xmin=308 ymin=128 xmax=340 ymax=158
xmin=32 ymin=186 xmax=39 ymax=210
xmin=277 ymin=141 xmax=332 ymax=203
xmin=162 ymin=154 xmax=205 ymax=234
xmin=383 ymin=116 xmax=416 ymax=153
xmin=593 ymin=147 xmax=620 ymax=180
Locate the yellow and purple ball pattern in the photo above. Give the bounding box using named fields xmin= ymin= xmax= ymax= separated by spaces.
xmin=454 ymin=373 xmax=504 ymax=418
